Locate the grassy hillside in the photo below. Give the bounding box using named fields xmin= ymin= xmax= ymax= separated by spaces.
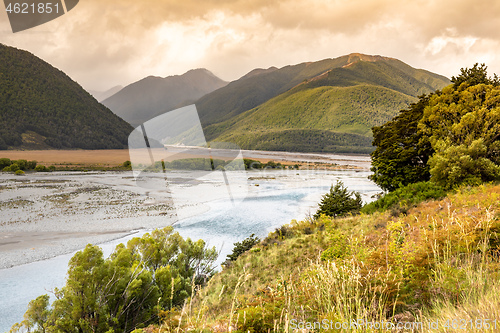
xmin=154 ymin=183 xmax=500 ymax=332
xmin=0 ymin=44 xmax=134 ymax=150
xmin=200 ymin=54 xmax=450 ymax=154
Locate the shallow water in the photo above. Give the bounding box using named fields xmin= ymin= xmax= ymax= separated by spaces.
xmin=0 ymin=169 xmax=379 ymax=332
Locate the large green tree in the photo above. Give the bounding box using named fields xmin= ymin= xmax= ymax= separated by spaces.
xmin=419 ymin=83 xmax=500 ymax=187
xmin=370 ymin=63 xmax=500 ymax=191
xmin=12 ymin=227 xmax=218 ymax=333
xmin=369 ymin=95 xmax=434 ymax=191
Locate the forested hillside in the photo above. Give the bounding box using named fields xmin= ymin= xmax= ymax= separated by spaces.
xmin=0 ymin=44 xmax=133 ymax=150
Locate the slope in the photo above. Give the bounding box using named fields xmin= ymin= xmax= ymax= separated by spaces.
xmin=202 ymin=55 xmax=450 ymax=153
xmin=196 ymin=53 xmax=449 ymax=128
xmin=0 ymin=44 xmax=133 ymax=150
xmin=102 ymin=69 xmax=228 ymax=128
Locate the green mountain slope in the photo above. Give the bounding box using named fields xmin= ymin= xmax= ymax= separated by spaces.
xmin=201 ymin=54 xmax=450 ymax=153
xmin=0 ymin=44 xmax=133 ymax=150
xmin=196 ymin=53 xmax=449 ymax=128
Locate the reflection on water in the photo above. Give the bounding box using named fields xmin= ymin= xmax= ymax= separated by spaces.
xmin=0 ymin=170 xmax=379 ymax=332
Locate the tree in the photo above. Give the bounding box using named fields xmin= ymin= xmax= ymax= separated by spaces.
xmin=314 ymin=180 xmax=362 ymax=219
xmin=369 ymin=95 xmax=434 ymax=191
xmin=12 ymin=227 xmax=218 ymax=333
xmin=226 ymin=234 xmax=260 ymax=262
xmin=419 ymin=82 xmax=500 ymax=188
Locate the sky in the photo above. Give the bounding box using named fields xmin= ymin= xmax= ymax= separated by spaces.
xmin=1 ymin=0 xmax=499 ymax=91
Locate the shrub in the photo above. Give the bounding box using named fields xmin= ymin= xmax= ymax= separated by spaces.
xmin=15 ymin=170 xmax=25 ymax=175
xmin=314 ymin=180 xmax=362 ymax=219
xmin=0 ymin=158 xmax=11 ymax=169
xmin=361 ymin=181 xmax=447 ymax=214
xmin=35 ymin=165 xmax=47 ymax=172
xmin=14 ymin=159 xmax=28 ymax=170
xmin=7 ymin=163 xmax=20 ymax=172
xmin=47 ymin=165 xmax=56 ymax=172
xmin=226 ymin=234 xmax=260 ymax=262
xmin=122 ymin=160 xmax=132 ymax=168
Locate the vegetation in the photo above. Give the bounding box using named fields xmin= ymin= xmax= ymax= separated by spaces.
xmin=225 ymin=234 xmax=260 ymax=262
xmin=11 ymin=227 xmax=217 ymax=333
xmin=314 ymin=180 xmax=362 ymax=218
xmin=371 ymin=63 xmax=500 ymax=191
xmin=1 ymin=158 xmax=38 ymax=172
xmin=0 ymin=43 xmax=133 ymax=150
xmin=199 ymin=54 xmax=449 ymax=154
xmin=90 ymin=183 xmax=500 ymax=333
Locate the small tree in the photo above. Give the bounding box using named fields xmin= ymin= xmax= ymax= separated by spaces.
xmin=226 ymin=234 xmax=260 ymax=262
xmin=314 ymin=180 xmax=362 ymax=219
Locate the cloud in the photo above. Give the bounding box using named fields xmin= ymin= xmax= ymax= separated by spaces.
xmin=1 ymin=0 xmax=499 ymax=90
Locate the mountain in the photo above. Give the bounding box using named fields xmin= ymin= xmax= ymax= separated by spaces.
xmin=0 ymin=44 xmax=133 ymax=150
xmin=198 ymin=53 xmax=450 ymax=153
xmin=89 ymin=85 xmax=123 ymax=102
xmin=102 ymin=69 xmax=228 ymax=128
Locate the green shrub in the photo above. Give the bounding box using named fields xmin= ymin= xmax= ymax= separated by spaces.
xmin=0 ymin=158 xmax=11 ymax=169
xmin=47 ymin=165 xmax=56 ymax=172
xmin=226 ymin=234 xmax=260 ymax=262
xmin=27 ymin=160 xmax=37 ymax=169
xmin=7 ymin=163 xmax=20 ymax=172
xmin=362 ymin=181 xmax=447 ymax=214
xmin=13 ymin=159 xmax=28 ymax=170
xmin=35 ymin=165 xmax=47 ymax=172
xmin=122 ymin=160 xmax=132 ymax=168
xmin=314 ymin=180 xmax=362 ymax=219
xmin=15 ymin=170 xmax=25 ymax=175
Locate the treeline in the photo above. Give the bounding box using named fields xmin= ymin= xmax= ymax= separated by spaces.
xmin=0 ymin=44 xmax=133 ymax=150
xmin=140 ymin=158 xmax=296 ymax=172
xmin=222 ymin=129 xmax=374 ymax=154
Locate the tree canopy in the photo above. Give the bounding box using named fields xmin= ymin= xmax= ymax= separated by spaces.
xmin=11 ymin=227 xmax=217 ymax=333
xmin=370 ymin=63 xmax=500 ymax=191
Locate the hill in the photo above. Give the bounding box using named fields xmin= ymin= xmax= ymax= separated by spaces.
xmin=0 ymin=44 xmax=133 ymax=150
xmin=102 ymin=69 xmax=228 ymax=128
xmin=198 ymin=54 xmax=450 ymax=153
xmin=89 ymin=85 xmax=123 ymax=102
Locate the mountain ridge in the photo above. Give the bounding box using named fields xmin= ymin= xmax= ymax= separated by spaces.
xmin=102 ymin=68 xmax=228 ymax=128
xmin=0 ymin=43 xmax=133 ymax=150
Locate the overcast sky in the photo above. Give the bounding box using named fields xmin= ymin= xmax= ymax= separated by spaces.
xmin=1 ymin=0 xmax=499 ymax=91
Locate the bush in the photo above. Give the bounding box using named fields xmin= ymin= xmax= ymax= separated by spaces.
xmin=14 ymin=159 xmax=28 ymax=170
xmin=361 ymin=181 xmax=447 ymax=214
xmin=0 ymin=158 xmax=11 ymax=169
xmin=122 ymin=160 xmax=131 ymax=168
xmin=226 ymin=234 xmax=260 ymax=262
xmin=47 ymin=165 xmax=56 ymax=172
xmin=15 ymin=170 xmax=25 ymax=175
xmin=7 ymin=163 xmax=20 ymax=172
xmin=35 ymin=165 xmax=47 ymax=172
xmin=314 ymin=180 xmax=362 ymax=219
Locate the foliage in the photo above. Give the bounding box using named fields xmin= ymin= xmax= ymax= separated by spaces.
xmin=0 ymin=158 xmax=38 ymax=172
xmin=451 ymin=63 xmax=500 ymax=88
xmin=0 ymin=43 xmax=133 ymax=150
xmin=226 ymin=234 xmax=260 ymax=262
xmin=161 ymin=184 xmax=500 ymax=333
xmin=371 ymin=63 xmax=500 ymax=191
xmin=420 ymin=79 xmax=500 ymax=188
xmin=12 ymin=227 xmax=217 ymax=333
xmin=15 ymin=169 xmax=25 ymax=175
xmin=314 ymin=180 xmax=362 ymax=219
xmin=370 ymin=95 xmax=434 ymax=191
xmin=361 ymin=181 xmax=447 ymax=214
